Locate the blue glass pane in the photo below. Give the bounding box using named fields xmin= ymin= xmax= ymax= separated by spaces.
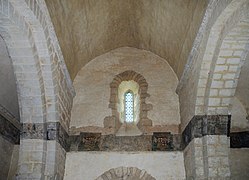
xmin=125 ymin=92 xmax=134 ymax=122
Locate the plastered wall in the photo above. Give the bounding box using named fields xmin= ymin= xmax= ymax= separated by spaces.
xmin=64 ymin=151 xmax=185 ymax=180
xmin=230 ymin=149 xmax=249 ymax=180
xmin=45 ymin=0 xmax=207 ymax=80
xmin=71 ymin=47 xmax=180 ymax=131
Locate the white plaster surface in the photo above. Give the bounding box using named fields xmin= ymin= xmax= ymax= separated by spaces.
xmin=64 ymin=151 xmax=185 ymax=180
xmin=71 ymin=47 xmax=180 ymax=128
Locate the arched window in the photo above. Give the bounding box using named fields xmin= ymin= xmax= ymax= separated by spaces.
xmin=124 ymin=90 xmax=134 ymax=123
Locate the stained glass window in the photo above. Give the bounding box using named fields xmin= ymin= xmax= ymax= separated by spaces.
xmin=124 ymin=91 xmax=134 ymax=122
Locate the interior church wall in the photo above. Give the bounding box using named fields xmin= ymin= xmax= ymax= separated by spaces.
xmin=0 ymin=36 xmax=19 ymax=119
xmin=64 ymin=151 xmax=185 ymax=180
xmin=0 ymin=136 xmax=14 ymax=179
xmin=229 ymin=148 xmax=249 ymax=180
xmin=70 ymin=47 xmax=180 ymax=134
xmin=45 ymin=0 xmax=207 ymax=80
xmin=178 ymin=0 xmax=234 ymax=131
xmin=231 ymin=97 xmax=249 ymax=131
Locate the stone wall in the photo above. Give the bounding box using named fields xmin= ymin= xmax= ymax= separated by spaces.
xmin=64 ymin=151 xmax=185 ymax=180
xmin=177 ymin=0 xmax=233 ymax=130
xmin=0 ymin=36 xmax=19 ymax=120
xmin=71 ymin=47 xmax=180 ymax=134
xmin=0 ymin=136 xmax=14 ymax=179
xmin=230 ymin=148 xmax=249 ymax=180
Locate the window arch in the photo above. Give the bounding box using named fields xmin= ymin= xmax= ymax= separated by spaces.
xmin=105 ymin=70 xmax=153 ymax=135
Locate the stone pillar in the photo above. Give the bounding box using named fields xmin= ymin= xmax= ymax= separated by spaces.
xmin=182 ymin=115 xmax=230 ymax=180
xmin=17 ymin=122 xmax=70 ymax=180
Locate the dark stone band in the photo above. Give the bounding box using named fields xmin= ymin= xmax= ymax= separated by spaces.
xmin=230 ymin=131 xmax=249 ymax=148
xmin=4 ymin=114 xmax=248 ymax=152
xmin=68 ymin=132 xmax=182 ymax=152
xmin=0 ymin=114 xmax=20 ymax=144
xmin=182 ymin=115 xmax=231 ymax=149
xmin=21 ymin=122 xmax=70 ymax=151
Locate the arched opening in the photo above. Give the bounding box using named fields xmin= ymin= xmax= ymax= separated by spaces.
xmin=108 ymin=70 xmax=152 ymax=136
xmin=96 ymin=167 xmax=156 ymax=180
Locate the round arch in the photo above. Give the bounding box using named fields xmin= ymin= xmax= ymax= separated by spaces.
xmin=0 ymin=0 xmax=74 ymax=179
xmin=106 ymin=70 xmax=153 ymax=134
xmin=195 ymin=0 xmax=249 ymax=115
xmin=96 ymin=167 xmax=156 ymax=180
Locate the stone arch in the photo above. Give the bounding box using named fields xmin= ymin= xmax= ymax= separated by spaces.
xmin=0 ymin=0 xmax=74 ymax=179
xmin=96 ymin=167 xmax=156 ymax=180
xmin=195 ymin=0 xmax=249 ymax=115
xmin=105 ymin=70 xmax=152 ymax=134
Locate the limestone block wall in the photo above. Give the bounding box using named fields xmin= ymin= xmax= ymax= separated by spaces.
xmin=64 ymin=151 xmax=185 ymax=180
xmin=71 ymin=47 xmax=180 ymax=134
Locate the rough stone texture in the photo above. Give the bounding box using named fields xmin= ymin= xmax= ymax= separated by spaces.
xmin=230 ymin=148 xmax=249 ymax=180
xmin=230 ymin=131 xmax=249 ymax=148
xmin=96 ymin=167 xmax=156 ymax=180
xmin=64 ymin=151 xmax=186 ymax=180
xmin=0 ymin=36 xmax=19 ymax=119
xmin=71 ymin=47 xmax=180 ymax=134
xmin=0 ymin=136 xmax=14 ymax=179
xmin=69 ymin=133 xmax=181 ymax=152
xmin=21 ymin=122 xmax=70 ymax=152
xmin=0 ymin=114 xmax=20 ymax=144
xmin=45 ymin=0 xmax=207 ymax=80
xmin=182 ymin=115 xmax=230 ymax=149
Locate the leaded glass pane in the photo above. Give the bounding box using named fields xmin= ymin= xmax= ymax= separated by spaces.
xmin=125 ymin=92 xmax=134 ymax=122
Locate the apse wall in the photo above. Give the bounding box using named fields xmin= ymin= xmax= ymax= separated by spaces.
xmin=70 ymin=47 xmax=180 ymax=133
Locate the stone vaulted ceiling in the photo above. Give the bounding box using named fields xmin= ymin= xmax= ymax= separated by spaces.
xmin=45 ymin=0 xmax=208 ymax=80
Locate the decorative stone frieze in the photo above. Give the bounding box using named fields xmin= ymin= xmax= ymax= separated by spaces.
xmin=68 ymin=132 xmax=181 ymax=152
xmin=152 ymin=132 xmax=182 ymax=151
